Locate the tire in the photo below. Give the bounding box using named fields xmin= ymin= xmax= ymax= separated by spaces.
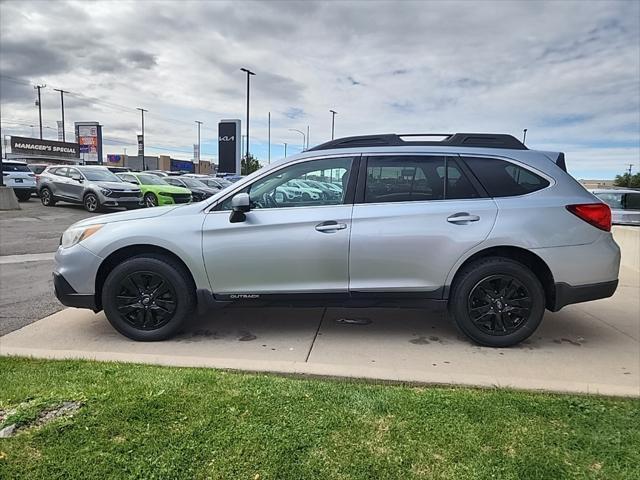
xmin=449 ymin=257 xmax=545 ymax=347
xmin=144 ymin=192 xmax=158 ymax=207
xmin=15 ymin=191 xmax=31 ymax=202
xmin=40 ymin=187 xmax=56 ymax=206
xmin=102 ymin=254 xmax=196 ymax=341
xmin=83 ymin=192 xmax=100 ymax=212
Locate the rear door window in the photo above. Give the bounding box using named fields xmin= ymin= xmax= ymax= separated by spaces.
xmin=463 ymin=157 xmax=549 ymax=197
xmin=365 ymin=156 xmax=445 ymax=203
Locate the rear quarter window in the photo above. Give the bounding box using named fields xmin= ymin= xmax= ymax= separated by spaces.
xmin=463 ymin=157 xmax=549 ymax=197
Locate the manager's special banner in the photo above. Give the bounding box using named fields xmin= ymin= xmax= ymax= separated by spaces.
xmin=10 ymin=136 xmax=80 ymax=159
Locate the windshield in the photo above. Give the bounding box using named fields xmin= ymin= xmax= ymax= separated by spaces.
xmin=79 ymin=168 xmax=121 ymax=182
xmin=137 ymin=174 xmax=167 ymax=185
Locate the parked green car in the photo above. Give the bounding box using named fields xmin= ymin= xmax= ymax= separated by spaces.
xmin=116 ymin=172 xmax=192 ymax=207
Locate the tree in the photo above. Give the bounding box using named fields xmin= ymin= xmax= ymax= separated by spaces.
xmin=613 ymin=172 xmax=640 ymax=188
xmin=241 ymin=153 xmax=261 ymax=175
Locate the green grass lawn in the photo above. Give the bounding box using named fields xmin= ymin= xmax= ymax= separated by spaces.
xmin=0 ymin=357 xmax=638 ymax=480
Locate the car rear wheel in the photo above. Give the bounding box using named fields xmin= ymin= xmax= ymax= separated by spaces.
xmin=40 ymin=187 xmax=56 ymax=206
xmin=144 ymin=192 xmax=158 ymax=207
xmin=449 ymin=257 xmax=545 ymax=347
xmin=84 ymin=192 xmax=100 ymax=212
xmin=102 ymin=255 xmax=196 ymax=341
xmin=15 ymin=191 xmax=31 ymax=202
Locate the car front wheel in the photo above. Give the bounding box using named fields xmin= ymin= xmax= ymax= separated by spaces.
xmin=84 ymin=192 xmax=100 ymax=212
xmin=101 ymin=254 xmax=196 ymax=341
xmin=449 ymin=257 xmax=545 ymax=347
xmin=144 ymin=192 xmax=158 ymax=207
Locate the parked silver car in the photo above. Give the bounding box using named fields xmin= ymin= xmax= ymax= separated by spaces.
xmin=38 ymin=165 xmax=142 ymax=212
xmin=591 ymin=188 xmax=640 ymax=226
xmin=53 ymin=133 xmax=620 ymax=347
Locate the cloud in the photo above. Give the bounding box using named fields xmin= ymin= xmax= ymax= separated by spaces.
xmin=0 ymin=0 xmax=637 ymax=178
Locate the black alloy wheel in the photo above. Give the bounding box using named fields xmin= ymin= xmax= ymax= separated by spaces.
xmin=115 ymin=271 xmax=176 ymax=330
xmin=449 ymin=257 xmax=545 ymax=347
xmin=102 ymin=255 xmax=196 ymax=341
xmin=467 ymin=275 xmax=532 ymax=336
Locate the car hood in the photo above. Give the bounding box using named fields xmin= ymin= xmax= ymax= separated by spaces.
xmin=71 ymin=205 xmax=182 ymax=228
xmin=149 ymin=184 xmax=191 ymax=194
xmin=95 ymin=181 xmax=140 ymax=191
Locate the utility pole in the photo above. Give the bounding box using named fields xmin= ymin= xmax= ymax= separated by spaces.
xmin=53 ymin=88 xmax=68 ymax=141
xmin=34 ymin=84 xmax=46 ymax=139
xmin=195 ymin=120 xmax=203 ymax=174
xmin=627 ymin=164 xmax=633 ymax=187
xmin=268 ymin=112 xmax=271 ymax=164
xmin=306 ymin=125 xmax=310 ymax=150
xmin=137 ymin=108 xmax=148 ymax=170
xmin=522 ymin=128 xmax=528 ymax=145
xmin=240 ymin=68 xmax=255 ymax=160
xmin=284 ymin=143 xmax=287 ymax=158
xmin=330 ymin=110 xmax=337 ymax=140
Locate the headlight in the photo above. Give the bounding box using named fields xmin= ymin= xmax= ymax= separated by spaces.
xmin=60 ymin=224 xmax=104 ymax=249
xmin=159 ymin=192 xmax=173 ymax=197
xmin=100 ymin=188 xmax=112 ymax=196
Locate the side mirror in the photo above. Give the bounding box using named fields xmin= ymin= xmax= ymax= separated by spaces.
xmin=229 ymin=193 xmax=250 ymax=223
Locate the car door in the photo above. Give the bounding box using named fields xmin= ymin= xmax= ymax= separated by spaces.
xmin=49 ymin=167 xmax=71 ymax=198
xmin=202 ymin=156 xmax=358 ymax=297
xmin=65 ymin=168 xmax=86 ymax=201
xmin=349 ymin=154 xmax=497 ymax=296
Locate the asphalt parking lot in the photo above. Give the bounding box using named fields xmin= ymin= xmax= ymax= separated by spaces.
xmin=0 ymin=200 xmax=111 ymax=335
xmin=1 ymin=198 xmax=638 ymax=396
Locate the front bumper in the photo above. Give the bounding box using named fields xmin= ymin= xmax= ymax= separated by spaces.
xmin=551 ymin=280 xmax=618 ymax=311
xmin=101 ymin=197 xmax=143 ymax=208
xmin=53 ymin=272 xmax=97 ymax=310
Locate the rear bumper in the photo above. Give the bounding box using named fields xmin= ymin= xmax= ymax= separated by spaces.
xmin=11 ymin=186 xmax=37 ymax=193
xmin=550 ymin=279 xmax=618 ymax=311
xmin=53 ymin=272 xmax=97 ymax=310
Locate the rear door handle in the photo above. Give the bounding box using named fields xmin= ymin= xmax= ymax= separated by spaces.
xmin=447 ymin=213 xmax=480 ymax=224
xmin=315 ymin=221 xmax=347 ymax=232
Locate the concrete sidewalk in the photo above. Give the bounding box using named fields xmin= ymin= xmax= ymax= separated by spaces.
xmin=1 ymin=261 xmax=638 ymax=397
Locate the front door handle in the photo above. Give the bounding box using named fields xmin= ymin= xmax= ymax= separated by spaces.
xmin=447 ymin=213 xmax=480 ymax=224
xmin=315 ymin=221 xmax=347 ymax=232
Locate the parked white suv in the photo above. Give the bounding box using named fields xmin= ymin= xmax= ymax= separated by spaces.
xmin=1 ymin=160 xmax=37 ymax=201
xmin=53 ymin=133 xmax=620 ymax=347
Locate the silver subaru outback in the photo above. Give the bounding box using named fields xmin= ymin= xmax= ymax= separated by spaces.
xmin=53 ymin=133 xmax=620 ymax=347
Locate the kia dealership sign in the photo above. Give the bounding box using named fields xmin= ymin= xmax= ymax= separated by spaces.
xmin=10 ymin=136 xmax=80 ymax=159
xmin=218 ymin=119 xmax=241 ymax=174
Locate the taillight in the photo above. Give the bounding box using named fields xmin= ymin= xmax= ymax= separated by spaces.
xmin=566 ymin=203 xmax=611 ymax=232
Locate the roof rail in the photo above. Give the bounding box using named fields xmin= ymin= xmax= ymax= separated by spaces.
xmin=308 ymin=133 xmax=528 ymax=151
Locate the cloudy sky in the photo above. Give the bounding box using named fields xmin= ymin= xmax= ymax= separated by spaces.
xmin=1 ymin=0 xmax=638 ymax=178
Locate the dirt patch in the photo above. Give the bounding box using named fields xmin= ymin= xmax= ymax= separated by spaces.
xmin=0 ymin=401 xmax=82 ymax=438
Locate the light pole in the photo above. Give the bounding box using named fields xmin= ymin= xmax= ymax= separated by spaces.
xmin=34 ymin=84 xmax=46 ymax=139
xmin=137 ymin=108 xmax=148 ymax=170
xmin=284 ymin=142 xmax=287 ymax=158
xmin=53 ymin=89 xmax=68 ymax=141
xmin=268 ymin=112 xmax=271 ymax=164
xmin=240 ymin=68 xmax=255 ymax=160
xmin=306 ymin=125 xmax=310 ymax=150
xmin=289 ymin=128 xmax=306 ymax=152
xmin=522 ymin=128 xmax=528 ymax=145
xmin=195 ymin=120 xmax=203 ymax=173
xmin=330 ymin=110 xmax=337 ymax=140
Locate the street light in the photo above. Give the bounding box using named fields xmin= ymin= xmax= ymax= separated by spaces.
xmin=329 ymin=110 xmax=337 ymax=140
xmin=240 ymin=68 xmax=255 ymax=160
xmin=289 ymin=128 xmax=306 ymax=152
